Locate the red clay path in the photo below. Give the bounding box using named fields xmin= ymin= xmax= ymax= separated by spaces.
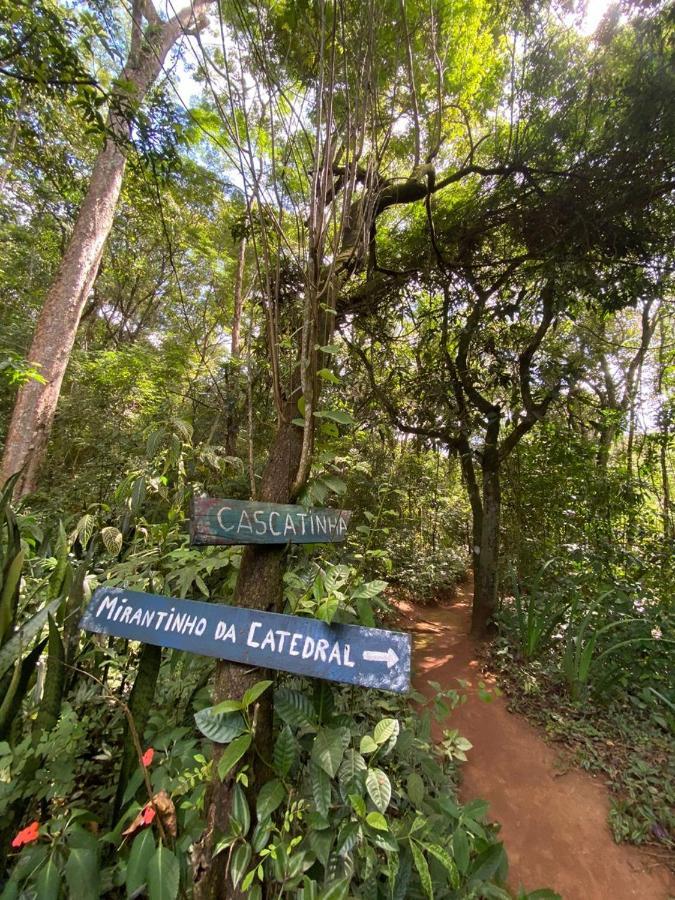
xmin=401 ymin=581 xmax=675 ymax=899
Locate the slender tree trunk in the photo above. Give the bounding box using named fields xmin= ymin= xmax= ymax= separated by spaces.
xmin=472 ymin=461 xmax=501 ymax=635
xmin=471 ymin=417 xmax=501 ymax=635
xmin=457 ymin=437 xmax=482 ymax=582
xmin=0 ymin=0 xmax=214 ymax=497
xmin=193 ymin=402 xmax=303 ymax=900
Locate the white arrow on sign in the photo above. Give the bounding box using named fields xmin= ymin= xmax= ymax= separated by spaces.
xmin=362 ymin=647 xmax=399 ymax=669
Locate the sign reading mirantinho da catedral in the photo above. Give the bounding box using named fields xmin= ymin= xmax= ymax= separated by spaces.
xmin=80 ymin=587 xmax=411 ymax=693
xmin=190 ymin=498 xmax=351 ymax=546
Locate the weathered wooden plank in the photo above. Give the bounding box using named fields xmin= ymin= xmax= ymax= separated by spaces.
xmin=80 ymin=587 xmax=411 ymax=693
xmin=190 ymin=497 xmax=352 ymax=545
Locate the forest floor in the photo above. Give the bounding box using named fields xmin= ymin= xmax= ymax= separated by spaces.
xmin=398 ymin=580 xmax=675 ymax=900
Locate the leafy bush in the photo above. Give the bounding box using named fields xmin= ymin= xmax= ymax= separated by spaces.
xmin=195 ymin=677 xmax=514 ymax=899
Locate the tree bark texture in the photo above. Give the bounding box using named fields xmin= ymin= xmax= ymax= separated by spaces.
xmin=0 ymin=0 xmax=214 ymax=497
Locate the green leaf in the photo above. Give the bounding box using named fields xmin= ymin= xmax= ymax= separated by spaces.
xmin=349 ymin=793 xmax=366 ymax=818
xmin=373 ymin=718 xmax=399 ymax=745
xmin=242 ymin=679 xmax=273 ymax=709
xmin=64 ymin=848 xmax=99 ymax=900
xmin=210 ymin=699 xmax=243 ymax=714
xmin=312 ymin=727 xmax=347 ymax=777
xmin=469 ymin=841 xmax=507 ymax=883
xmin=360 ymin=735 xmax=378 ymax=754
xmin=314 ymin=409 xmax=355 ymax=425
xmin=319 ymin=878 xmax=350 ymax=900
xmin=425 ymin=843 xmax=459 ymax=888
xmin=101 ymin=526 xmax=122 ymax=555
xmin=338 ymin=749 xmax=367 ymax=794
xmin=366 ymin=768 xmax=392 ymax=812
xmin=365 ymin=811 xmax=388 ymax=831
xmin=337 ymin=821 xmax=361 ymax=856
xmin=0 ymin=598 xmax=62 ymax=681
xmin=322 ymin=475 xmax=347 ymax=494
xmin=126 ymin=828 xmax=156 ymax=896
xmin=256 ymin=778 xmax=285 ymax=820
xmin=194 ymin=708 xmax=246 ymax=743
xmin=35 ymin=857 xmax=60 ymax=900
xmin=232 ymin=783 xmax=250 ymax=835
xmin=274 ymin=687 xmax=317 ymax=729
xmin=452 ymin=827 xmax=470 ymax=874
xmin=352 ymin=580 xmax=388 ymax=600
xmin=73 ymin=514 xmax=96 ymax=548
xmin=410 ymin=841 xmax=433 ymax=900
xmin=147 ymin=844 xmax=179 ymax=900
xmin=230 ymin=842 xmax=252 ymax=889
xmin=217 ymin=733 xmax=252 ymax=780
xmin=0 ymin=548 xmax=24 ymax=643
xmin=317 ymin=368 xmax=341 ymax=384
xmin=310 ymin=762 xmax=331 ymax=817
xmin=407 ymin=772 xmax=425 ymax=807
xmin=273 ymin=725 xmax=296 ymax=777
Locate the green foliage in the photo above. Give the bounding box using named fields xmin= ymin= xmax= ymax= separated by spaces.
xmin=201 ymin=678 xmax=510 ymax=897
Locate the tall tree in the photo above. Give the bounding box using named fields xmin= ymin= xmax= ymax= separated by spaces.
xmin=0 ymin=0 xmax=214 ymax=496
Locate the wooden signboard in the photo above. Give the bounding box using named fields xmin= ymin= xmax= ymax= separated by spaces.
xmin=190 ymin=497 xmax=352 ymax=546
xmin=81 ymin=587 xmax=411 ymax=694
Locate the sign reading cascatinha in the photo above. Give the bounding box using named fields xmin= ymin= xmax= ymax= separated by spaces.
xmin=190 ymin=497 xmax=351 ymax=546
xmin=80 ymin=587 xmax=411 ymax=693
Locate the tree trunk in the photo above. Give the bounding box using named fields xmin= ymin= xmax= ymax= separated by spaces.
xmin=457 ymin=436 xmax=482 ymax=583
xmin=193 ymin=406 xmax=303 ymax=900
xmin=471 ymin=417 xmax=501 ymax=636
xmin=0 ymin=0 xmax=214 ymax=497
xmin=0 ymin=146 xmax=124 ymax=496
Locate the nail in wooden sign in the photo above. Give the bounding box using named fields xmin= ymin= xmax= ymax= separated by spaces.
xmin=190 ymin=497 xmax=352 ymax=546
xmin=81 ymin=587 xmax=411 ymax=693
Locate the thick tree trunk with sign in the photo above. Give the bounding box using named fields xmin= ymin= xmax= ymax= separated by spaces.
xmin=0 ymin=0 xmax=214 ymax=497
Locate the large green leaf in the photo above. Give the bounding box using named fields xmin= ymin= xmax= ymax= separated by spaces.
xmin=273 ymin=725 xmax=297 ymax=777
xmin=319 ymin=878 xmax=350 ymax=900
xmin=274 ymin=687 xmax=317 ymax=729
xmin=410 ymin=841 xmax=433 ymax=900
xmin=337 ymin=749 xmax=367 ymax=795
xmin=194 ymin=708 xmax=246 ymax=743
xmin=242 ymin=679 xmax=273 ymax=709
xmin=126 ymin=828 xmax=156 ymax=896
xmin=407 ymin=772 xmax=425 ymax=808
xmin=256 ymin=778 xmax=285 ymax=820
xmin=310 ymin=762 xmax=331 ymax=817
xmin=229 ymin=842 xmax=252 ymax=889
xmin=0 ymin=598 xmax=62 ymax=681
xmin=0 ymin=548 xmax=24 ymax=643
xmin=311 ymin=727 xmax=346 ymax=777
xmin=35 ymin=857 xmax=60 ymax=900
xmin=424 ymin=843 xmax=459 ymax=889
xmin=64 ymin=848 xmax=99 ymax=900
xmin=147 ymin=843 xmax=180 ymax=900
xmin=217 ymin=733 xmax=252 ymax=780
xmin=452 ymin=828 xmax=470 ymax=875
xmin=373 ymin=718 xmax=399 ymax=745
xmin=366 ymin=768 xmax=391 ymax=813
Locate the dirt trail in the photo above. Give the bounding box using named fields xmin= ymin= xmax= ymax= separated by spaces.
xmin=401 ymin=581 xmax=674 ymax=900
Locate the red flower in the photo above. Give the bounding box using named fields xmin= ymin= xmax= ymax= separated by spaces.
xmin=141 ymin=805 xmax=156 ymax=826
xmin=140 ymin=747 xmax=154 ymax=767
xmin=11 ymin=821 xmax=39 ymax=848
